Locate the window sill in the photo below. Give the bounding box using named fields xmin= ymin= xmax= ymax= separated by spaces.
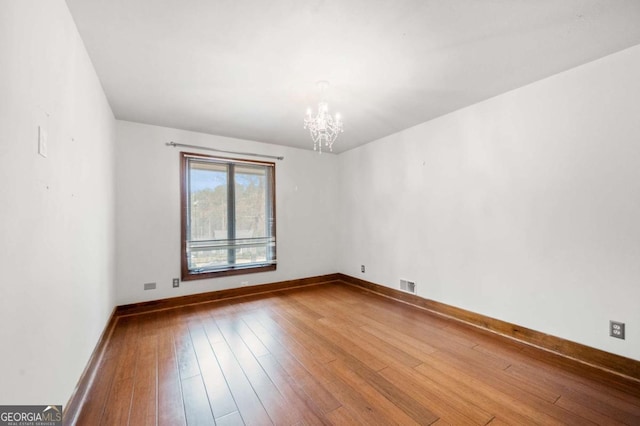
xmin=181 ymin=264 xmax=277 ymax=281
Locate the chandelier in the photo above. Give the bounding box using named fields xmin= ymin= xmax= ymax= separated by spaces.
xmin=304 ymin=81 xmax=343 ymax=153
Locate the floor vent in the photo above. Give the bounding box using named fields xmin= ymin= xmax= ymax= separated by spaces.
xmin=144 ymin=282 xmax=156 ymax=290
xmin=400 ymin=279 xmax=416 ymax=294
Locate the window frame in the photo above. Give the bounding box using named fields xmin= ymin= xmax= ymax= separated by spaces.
xmin=180 ymin=152 xmax=277 ymax=281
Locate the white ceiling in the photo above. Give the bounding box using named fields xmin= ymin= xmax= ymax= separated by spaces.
xmin=65 ymin=0 xmax=640 ymax=153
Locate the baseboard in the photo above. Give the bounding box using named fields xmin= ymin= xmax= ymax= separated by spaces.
xmin=63 ymin=307 xmax=118 ymax=425
xmin=338 ymin=273 xmax=640 ymax=383
xmin=116 ymin=273 xmax=340 ymax=316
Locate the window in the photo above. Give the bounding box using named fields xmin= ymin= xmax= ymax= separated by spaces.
xmin=181 ymin=152 xmax=276 ymax=280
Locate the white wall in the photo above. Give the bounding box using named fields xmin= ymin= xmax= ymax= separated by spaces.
xmin=0 ymin=0 xmax=116 ymax=406
xmin=339 ymin=44 xmax=640 ymax=361
xmin=115 ymin=121 xmax=338 ymax=305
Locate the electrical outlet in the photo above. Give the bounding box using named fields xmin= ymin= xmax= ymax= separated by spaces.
xmin=361 ymin=265 xmax=365 ymax=273
xmin=172 ymin=278 xmax=180 ymax=288
xmin=610 ymin=321 xmax=625 ymax=339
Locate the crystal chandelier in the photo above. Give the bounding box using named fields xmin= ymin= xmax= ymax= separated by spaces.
xmin=304 ymin=81 xmax=343 ymax=153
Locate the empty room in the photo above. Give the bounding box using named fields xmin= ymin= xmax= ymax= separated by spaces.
xmin=2 ymin=0 xmax=640 ymax=424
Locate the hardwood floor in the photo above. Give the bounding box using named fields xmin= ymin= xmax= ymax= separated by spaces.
xmin=74 ymin=283 xmax=640 ymax=425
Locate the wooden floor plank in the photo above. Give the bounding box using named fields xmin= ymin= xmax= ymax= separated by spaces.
xmin=72 ymin=283 xmax=640 ymax=425
xmin=358 ymin=323 xmax=438 ymax=362
xmin=318 ymin=317 xmax=423 ymax=368
xmin=325 ymin=406 xmax=364 ymax=426
xmin=256 ymin=353 xmax=327 ymax=426
xmin=173 ymin=309 xmax=201 ymax=382
xmin=98 ymin=317 xmax=141 ymax=426
xmin=421 ymin=353 xmax=595 ymax=425
xmin=321 ymin=377 xmax=399 ymax=426
xmin=431 ymin=348 xmax=560 ymax=403
xmin=112 ymin=317 xmax=142 ymax=382
xmin=214 ymin=411 xmax=244 ymax=426
xmin=255 ymin=309 xmax=338 ymax=366
xmin=243 ymin=314 xmax=341 ymax=414
xmin=506 ymin=351 xmax=640 ymax=403
xmin=99 ymin=377 xmax=134 ymax=426
xmin=216 ymin=316 xmax=300 ymax=424
xmin=288 ymin=288 xmax=368 ymax=328
xmin=128 ymin=334 xmax=157 ymax=426
xmin=411 ymin=360 xmax=534 ymax=425
xmin=156 ymin=311 xmax=187 ymax=426
xmin=205 ymin=317 xmax=273 ymax=425
xmin=229 ymin=317 xmax=271 ymax=359
xmin=379 ymin=363 xmax=493 ymax=425
xmin=347 ymin=299 xmax=479 ymax=350
xmin=555 ymin=395 xmax=629 ymax=426
xmin=505 ymin=363 xmax=640 ymax=424
xmin=181 ymin=375 xmax=215 ymax=425
xmin=272 ymin=306 xmax=388 ymax=372
xmin=188 ymin=320 xmax=238 ymax=419
xmin=326 ymin=359 xmax=430 ymax=425
xmin=519 ymin=345 xmax=640 ymax=396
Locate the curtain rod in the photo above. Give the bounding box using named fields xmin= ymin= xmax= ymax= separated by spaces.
xmin=166 ymin=141 xmax=284 ymax=161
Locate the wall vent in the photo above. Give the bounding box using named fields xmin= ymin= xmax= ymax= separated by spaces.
xmin=144 ymin=282 xmax=156 ymax=290
xmin=400 ymin=279 xmax=416 ymax=294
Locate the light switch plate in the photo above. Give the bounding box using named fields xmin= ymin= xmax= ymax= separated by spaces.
xmin=38 ymin=126 xmax=48 ymax=158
